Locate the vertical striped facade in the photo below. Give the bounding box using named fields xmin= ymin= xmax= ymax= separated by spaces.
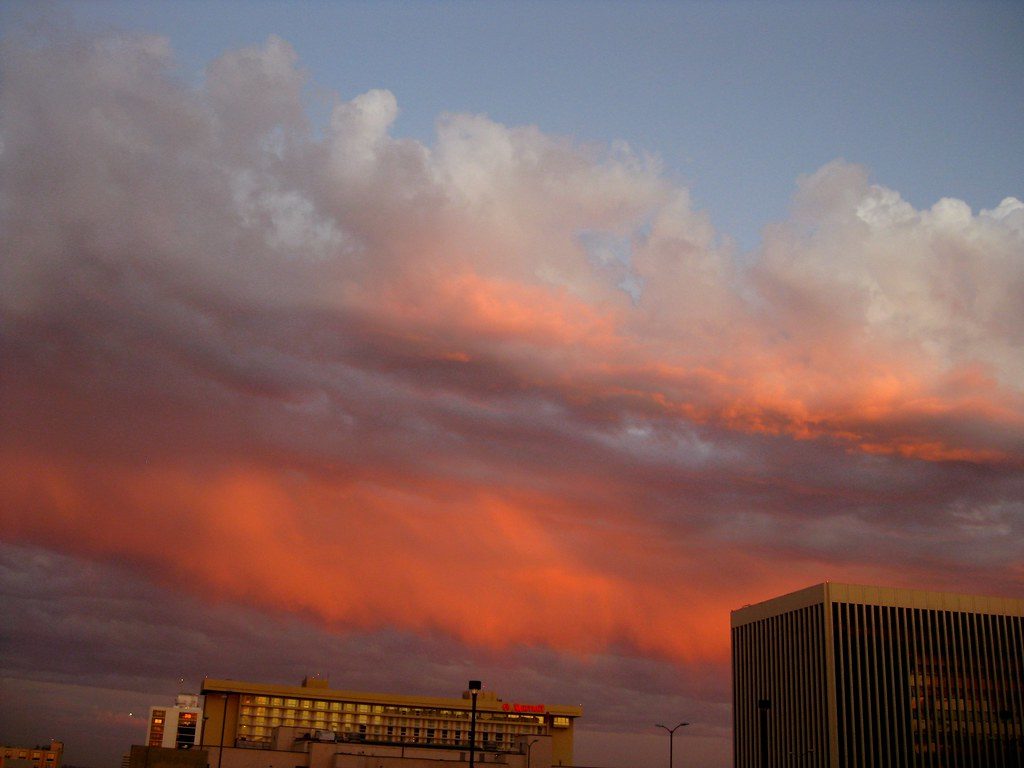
xmin=732 ymin=583 xmax=1024 ymax=768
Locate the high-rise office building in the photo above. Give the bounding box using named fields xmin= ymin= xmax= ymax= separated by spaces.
xmin=732 ymin=583 xmax=1023 ymax=767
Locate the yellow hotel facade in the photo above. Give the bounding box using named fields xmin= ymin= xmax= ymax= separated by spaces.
xmin=199 ymin=677 xmax=582 ymax=767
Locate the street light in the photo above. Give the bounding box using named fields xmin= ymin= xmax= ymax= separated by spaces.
xmin=525 ymin=737 xmax=539 ymax=768
xmin=217 ymin=695 xmax=229 ymax=768
xmin=655 ymin=722 xmax=689 ymax=768
xmin=468 ymin=680 xmax=482 ymax=768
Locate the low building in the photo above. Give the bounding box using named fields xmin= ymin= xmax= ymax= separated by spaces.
xmin=732 ymin=582 xmax=1024 ymax=767
xmin=0 ymin=741 xmax=63 ymax=768
xmin=199 ymin=677 xmax=581 ymax=767
xmin=147 ymin=695 xmax=203 ymax=750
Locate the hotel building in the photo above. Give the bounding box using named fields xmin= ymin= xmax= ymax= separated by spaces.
xmin=732 ymin=583 xmax=1024 ymax=768
xmin=199 ymin=677 xmax=581 ymax=767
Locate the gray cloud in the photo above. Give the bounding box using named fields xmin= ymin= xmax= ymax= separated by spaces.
xmin=1 ymin=27 xmax=1022 ymax=768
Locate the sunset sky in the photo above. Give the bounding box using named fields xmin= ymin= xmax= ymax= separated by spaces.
xmin=1 ymin=2 xmax=1022 ymax=767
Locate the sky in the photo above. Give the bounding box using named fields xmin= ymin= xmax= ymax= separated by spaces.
xmin=0 ymin=2 xmax=1022 ymax=767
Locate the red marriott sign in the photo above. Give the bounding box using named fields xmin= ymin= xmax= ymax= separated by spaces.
xmin=502 ymin=702 xmax=545 ymax=714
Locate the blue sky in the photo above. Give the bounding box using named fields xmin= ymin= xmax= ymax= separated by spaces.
xmin=13 ymin=0 xmax=1023 ymax=249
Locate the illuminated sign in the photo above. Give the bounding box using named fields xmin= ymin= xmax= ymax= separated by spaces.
xmin=501 ymin=702 xmax=545 ymax=714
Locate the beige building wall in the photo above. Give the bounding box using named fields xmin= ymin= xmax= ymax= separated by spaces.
xmin=205 ymin=734 xmax=551 ymax=768
xmin=127 ymin=746 xmax=208 ymax=768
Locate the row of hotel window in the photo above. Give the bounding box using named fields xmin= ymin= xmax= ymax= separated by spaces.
xmin=238 ymin=708 xmax=544 ymax=729
xmin=238 ymin=710 xmax=544 ymax=726
xmin=234 ymin=715 xmax=556 ymax=738
xmin=238 ymin=722 xmax=532 ymax=745
xmin=1 ymin=754 xmax=57 ymax=762
xmin=239 ymin=696 xmax=545 ymax=721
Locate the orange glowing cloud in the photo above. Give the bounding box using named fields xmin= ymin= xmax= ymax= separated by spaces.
xmin=2 ymin=31 xmax=1022 ymax=675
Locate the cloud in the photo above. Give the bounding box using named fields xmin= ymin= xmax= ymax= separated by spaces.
xmin=1 ymin=28 xmax=1022 ymax=727
xmin=0 ymin=542 xmax=730 ymax=766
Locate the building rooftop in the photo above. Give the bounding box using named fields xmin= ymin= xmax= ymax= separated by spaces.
xmin=200 ymin=677 xmax=583 ymax=718
xmin=731 ymin=581 xmax=1024 ymax=627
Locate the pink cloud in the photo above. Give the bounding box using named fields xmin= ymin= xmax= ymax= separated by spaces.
xmin=1 ymin=31 xmax=1022 ymax=680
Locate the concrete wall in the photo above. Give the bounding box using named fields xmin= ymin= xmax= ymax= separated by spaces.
xmin=128 ymin=746 xmax=209 ymax=768
xmin=202 ymin=734 xmax=555 ymax=768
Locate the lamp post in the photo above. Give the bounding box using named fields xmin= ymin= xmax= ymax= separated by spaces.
xmin=655 ymin=722 xmax=689 ymax=768
xmin=201 ymin=716 xmax=210 ymax=768
xmin=525 ymin=737 xmax=539 ymax=768
xmin=217 ymin=695 xmax=228 ymax=768
xmin=468 ymin=680 xmax=482 ymax=768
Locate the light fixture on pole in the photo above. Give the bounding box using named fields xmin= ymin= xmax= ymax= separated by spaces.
xmin=655 ymin=721 xmax=689 ymax=768
xmin=468 ymin=680 xmax=482 ymax=768
xmin=526 ymin=737 xmax=539 ymax=768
